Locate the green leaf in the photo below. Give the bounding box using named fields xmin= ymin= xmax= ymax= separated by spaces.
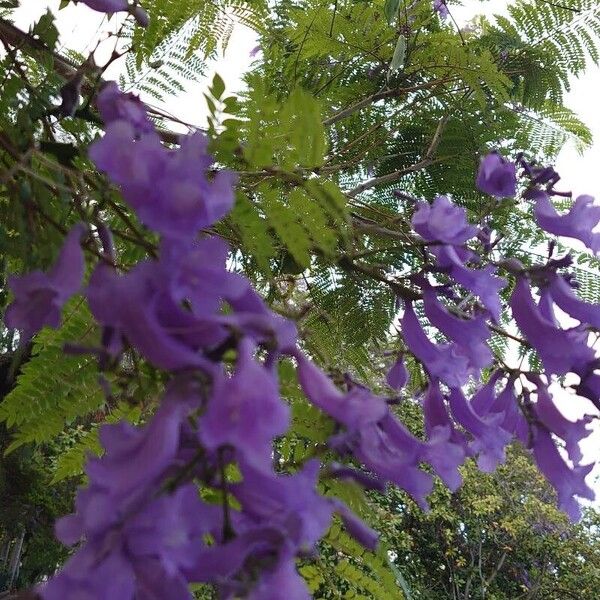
xmin=261 ymin=184 xmax=312 ymax=269
xmin=31 ymin=10 xmax=59 ymax=50
xmin=384 ymin=0 xmax=401 ymax=24
xmin=0 ymin=300 xmax=104 ymax=453
xmin=210 ymin=72 xmax=226 ymax=100
xmin=228 ymin=191 xmax=275 ymax=274
xmin=388 ymin=35 xmax=406 ymax=77
xmin=51 ymin=403 xmax=142 ymax=483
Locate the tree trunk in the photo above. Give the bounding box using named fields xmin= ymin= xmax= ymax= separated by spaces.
xmin=6 ymin=532 xmax=24 ymax=590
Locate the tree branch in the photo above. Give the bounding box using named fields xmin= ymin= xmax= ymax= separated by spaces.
xmin=0 ymin=18 xmax=184 ymax=144
xmin=346 ymin=115 xmax=450 ymax=198
xmin=322 ymin=77 xmax=457 ymax=127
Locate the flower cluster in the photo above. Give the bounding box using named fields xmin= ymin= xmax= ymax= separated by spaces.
xmin=5 ymin=81 xmax=379 ymax=599
xmin=3 ymin=5 xmax=600 ymax=593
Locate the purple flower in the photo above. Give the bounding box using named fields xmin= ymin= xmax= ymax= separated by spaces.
xmin=510 ymin=277 xmax=595 ymax=375
xmin=379 ymin=412 xmax=465 ymax=492
xmin=401 ymin=302 xmax=472 ymax=387
xmin=433 ymin=0 xmax=449 ymax=19
xmin=476 ymin=152 xmax=517 ymax=198
xmin=39 ymin=547 xmax=135 ymax=600
xmin=89 ymin=123 xmax=236 ymax=239
xmin=161 ymin=236 xmax=247 ymax=316
xmin=43 ymin=485 xmax=215 ymax=600
xmin=469 ymin=375 xmax=527 ymax=443
xmin=80 ymin=0 xmax=128 ymax=13
xmin=423 ymin=287 xmax=493 ymax=372
xmin=296 ymin=355 xmax=464 ymax=507
xmin=331 ymin=502 xmax=379 ymax=551
xmin=386 ymin=354 xmax=409 ymax=390
xmin=448 ymin=388 xmax=511 ymax=473
xmin=199 ymin=340 xmax=290 ymax=470
xmin=422 ymin=380 xmax=470 ymax=455
xmin=86 ymin=261 xmax=222 ymax=371
xmin=545 ymin=272 xmax=600 ymax=329
xmin=531 ymin=425 xmax=594 ymax=521
xmin=412 ymin=195 xmax=478 ymax=245
xmin=4 ymin=224 xmax=86 ymax=342
xmin=124 ymin=484 xmax=218 ymax=581
xmin=433 ymin=245 xmax=507 ymax=321
xmin=295 ymin=356 xmax=429 ymax=502
xmin=483 ymin=378 xmax=528 ymax=443
xmin=295 ymin=353 xmax=387 ymax=428
xmin=533 ymin=191 xmax=600 ymax=254
xmin=56 ymin=380 xmax=198 ymax=545
xmin=225 ymin=286 xmax=298 ymax=353
xmin=80 ymin=1 xmax=149 ymax=27
xmin=42 ymin=377 xmax=215 ymax=599
xmin=131 ymin=5 xmax=149 ymax=27
xmin=528 ymin=375 xmax=593 ymax=465
xmin=96 ymin=81 xmax=153 ymax=134
xmin=470 ymin=371 xmax=504 ymax=417
xmin=232 ymin=460 xmax=334 ymax=554
xmin=211 ymin=459 xmax=376 ymax=597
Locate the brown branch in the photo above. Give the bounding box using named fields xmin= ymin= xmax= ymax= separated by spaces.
xmin=538 ymin=0 xmax=580 ymax=11
xmin=484 ymin=551 xmax=507 ymax=591
xmin=0 ymin=18 xmax=184 ymax=144
xmin=346 ymin=115 xmax=450 ymax=197
xmin=322 ymin=77 xmax=457 ymax=127
xmin=346 ymin=158 xmax=432 ymax=198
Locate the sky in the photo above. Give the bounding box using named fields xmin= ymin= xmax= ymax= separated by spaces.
xmin=11 ymin=1 xmax=600 ymax=492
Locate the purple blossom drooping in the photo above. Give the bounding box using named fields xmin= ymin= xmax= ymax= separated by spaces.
xmin=432 ymin=245 xmax=507 ymax=321
xmin=476 ymin=151 xmax=517 ymax=198
xmin=510 ymin=277 xmax=595 ymax=376
xmin=531 ymin=425 xmax=595 ymax=521
xmin=40 ymin=380 xmax=209 ymax=599
xmin=4 ymin=224 xmax=86 ymax=342
xmin=86 ymin=260 xmax=220 ymax=372
xmin=401 ymin=301 xmax=472 ymax=387
xmin=89 ymin=122 xmax=236 ymax=239
xmin=527 ymin=375 xmax=593 ymax=465
xmin=42 ymin=484 xmax=216 ymax=600
xmin=386 ymin=354 xmax=409 ymax=390
xmin=295 ymin=354 xmax=465 ymax=508
xmin=96 ymin=81 xmax=154 ymax=135
xmin=199 ymin=339 xmax=290 ymax=470
xmin=433 ymin=0 xmax=449 ymax=19
xmin=412 ymin=195 xmax=478 ymax=245
xmin=447 ymin=387 xmax=511 ymax=473
xmin=468 ymin=375 xmax=529 ymax=446
xmin=545 ymin=271 xmax=600 ymax=329
xmin=423 ymin=287 xmax=493 ymax=372
xmin=79 ymin=1 xmax=149 ymax=27
xmin=422 ymin=380 xmax=470 ymax=456
xmin=533 ymin=191 xmax=600 ymax=254
xmin=80 ymin=0 xmax=128 ymax=12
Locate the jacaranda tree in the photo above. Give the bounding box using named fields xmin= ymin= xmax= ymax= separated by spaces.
xmin=1 ymin=0 xmax=600 ymax=597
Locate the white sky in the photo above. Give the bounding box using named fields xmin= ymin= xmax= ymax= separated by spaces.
xmin=11 ymin=0 xmax=600 ymax=494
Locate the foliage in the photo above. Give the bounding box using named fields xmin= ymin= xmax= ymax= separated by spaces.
xmin=385 ymin=444 xmax=600 ymax=598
